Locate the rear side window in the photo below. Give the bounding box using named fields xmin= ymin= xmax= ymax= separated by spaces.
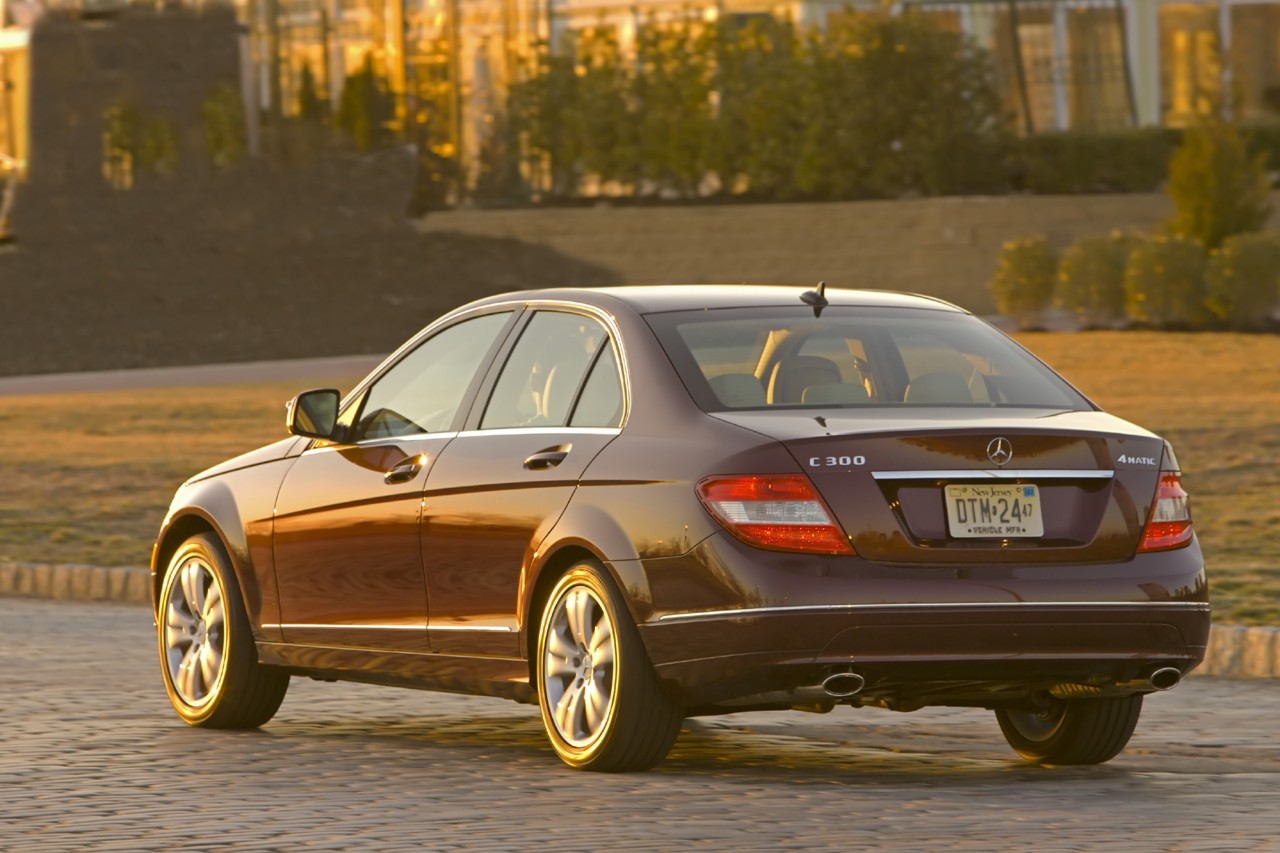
xmin=646 ymin=306 xmax=1091 ymax=412
xmin=481 ymin=311 xmax=620 ymax=429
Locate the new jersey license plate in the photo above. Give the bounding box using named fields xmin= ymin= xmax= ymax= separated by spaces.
xmin=945 ymin=484 xmax=1043 ymax=538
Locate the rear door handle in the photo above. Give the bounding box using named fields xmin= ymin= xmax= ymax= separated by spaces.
xmin=384 ymin=454 xmax=426 ymax=484
xmin=524 ymin=444 xmax=571 ymax=470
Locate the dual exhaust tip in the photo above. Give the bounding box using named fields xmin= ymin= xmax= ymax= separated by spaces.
xmin=816 ymin=667 xmax=1179 ymax=700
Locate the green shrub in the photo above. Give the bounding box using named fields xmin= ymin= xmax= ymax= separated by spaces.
xmin=1123 ymin=235 xmax=1209 ymax=327
xmin=1014 ymin=128 xmax=1178 ymax=194
xmin=1166 ymin=120 xmax=1272 ymax=250
xmin=102 ymin=97 xmax=180 ymax=186
xmin=989 ymin=236 xmax=1058 ymax=329
xmin=1206 ymin=232 xmax=1280 ymax=328
xmin=1057 ymin=231 xmax=1137 ymax=327
xmin=297 ymin=62 xmax=326 ymax=122
xmin=200 ymin=83 xmax=246 ymax=171
xmin=1240 ymin=121 xmax=1280 ymax=179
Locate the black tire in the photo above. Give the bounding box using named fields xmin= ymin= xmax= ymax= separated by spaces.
xmin=535 ymin=560 xmax=683 ymax=771
xmin=996 ymin=694 xmax=1144 ymax=765
xmin=157 ymin=533 xmax=289 ymax=729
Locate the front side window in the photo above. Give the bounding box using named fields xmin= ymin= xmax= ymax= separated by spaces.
xmin=481 ymin=311 xmax=616 ymax=429
xmin=647 ymin=306 xmax=1091 ymax=412
xmin=351 ymin=312 xmax=512 ymax=441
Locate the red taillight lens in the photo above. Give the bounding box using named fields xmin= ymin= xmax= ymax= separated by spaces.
xmin=696 ymin=475 xmax=854 ymax=555
xmin=1138 ymin=471 xmax=1193 ymax=552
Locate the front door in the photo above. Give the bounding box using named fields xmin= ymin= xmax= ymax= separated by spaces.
xmin=271 ymin=310 xmax=516 ymax=651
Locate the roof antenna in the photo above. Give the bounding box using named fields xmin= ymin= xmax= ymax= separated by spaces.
xmin=800 ymin=281 xmax=828 ymax=317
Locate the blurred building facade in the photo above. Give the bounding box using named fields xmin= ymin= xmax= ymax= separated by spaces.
xmin=3 ymin=0 xmax=1279 ymax=184
xmin=238 ymin=0 xmax=1280 ymax=173
xmin=0 ymin=0 xmax=33 ymax=173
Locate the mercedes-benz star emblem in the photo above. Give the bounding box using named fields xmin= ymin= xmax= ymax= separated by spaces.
xmin=987 ymin=437 xmax=1013 ymax=467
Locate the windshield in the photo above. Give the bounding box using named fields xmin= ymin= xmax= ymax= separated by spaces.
xmin=646 ymin=306 xmax=1092 ymax=412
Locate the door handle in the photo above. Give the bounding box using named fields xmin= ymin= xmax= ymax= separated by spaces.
xmin=523 ymin=444 xmax=571 ymax=470
xmin=384 ymin=454 xmax=426 ymax=484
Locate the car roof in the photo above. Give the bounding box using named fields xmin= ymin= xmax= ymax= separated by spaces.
xmin=461 ymin=285 xmax=969 ymax=316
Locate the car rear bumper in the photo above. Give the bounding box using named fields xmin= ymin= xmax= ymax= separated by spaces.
xmin=635 ymin=534 xmax=1210 ymax=710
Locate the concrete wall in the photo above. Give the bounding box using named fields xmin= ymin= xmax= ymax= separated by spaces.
xmin=420 ymin=192 xmax=1280 ymax=314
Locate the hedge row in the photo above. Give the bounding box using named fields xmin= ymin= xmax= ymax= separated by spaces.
xmin=990 ymin=231 xmax=1280 ymax=331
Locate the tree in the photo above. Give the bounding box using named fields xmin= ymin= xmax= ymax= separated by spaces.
xmin=335 ymin=54 xmax=394 ymax=152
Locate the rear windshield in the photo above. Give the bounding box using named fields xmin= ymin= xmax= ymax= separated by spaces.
xmin=645 ymin=306 xmax=1092 ymax=412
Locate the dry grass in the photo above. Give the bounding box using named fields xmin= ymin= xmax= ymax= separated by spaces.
xmin=1016 ymin=332 xmax=1280 ymax=625
xmin=1 ymin=333 xmax=1276 ymax=623
xmin=0 ymin=379 xmax=361 ymax=570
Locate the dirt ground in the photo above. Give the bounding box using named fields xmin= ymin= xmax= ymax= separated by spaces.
xmin=0 ymin=155 xmax=621 ymax=377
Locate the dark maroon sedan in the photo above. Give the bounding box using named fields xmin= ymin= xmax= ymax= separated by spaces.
xmin=152 ymin=285 xmax=1208 ymax=771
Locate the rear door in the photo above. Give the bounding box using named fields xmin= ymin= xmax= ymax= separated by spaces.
xmin=422 ymin=308 xmax=626 ymax=656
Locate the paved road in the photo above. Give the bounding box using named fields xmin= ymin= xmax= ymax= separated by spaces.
xmin=0 ymin=355 xmax=385 ymax=396
xmin=4 ymin=598 xmax=1279 ymax=852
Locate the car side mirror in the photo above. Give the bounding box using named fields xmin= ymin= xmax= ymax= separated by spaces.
xmin=287 ymin=389 xmax=341 ymax=440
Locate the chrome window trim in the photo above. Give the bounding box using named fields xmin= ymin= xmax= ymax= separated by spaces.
xmin=264 ymin=622 xmax=514 ymax=633
xmin=454 ymin=427 xmax=622 ymax=439
xmin=301 ymin=431 xmax=460 ymax=456
xmin=263 ymin=623 xmax=427 ymax=631
xmin=871 ymin=469 xmax=1115 ymax=481
xmin=652 ymin=600 xmax=1209 ymax=623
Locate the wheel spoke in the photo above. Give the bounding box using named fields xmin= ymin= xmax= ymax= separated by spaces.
xmin=177 ymin=647 xmax=200 ymax=700
xmin=199 ymin=643 xmax=221 ymax=692
xmin=165 ymin=602 xmax=195 ymax=636
xmin=588 ymin=621 xmax=613 ymax=668
xmin=181 ymin=562 xmax=205 ymax=613
xmin=202 ymin=583 xmax=223 ymax=627
xmin=566 ymin=590 xmax=594 ymax=650
xmin=544 ymin=631 xmax=577 ymax=678
xmin=584 ymin=682 xmax=606 ymax=734
xmin=554 ymin=681 xmax=582 ymax=737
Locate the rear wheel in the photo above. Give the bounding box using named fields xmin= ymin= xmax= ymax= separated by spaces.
xmin=996 ymin=694 xmax=1143 ymax=765
xmin=158 ymin=533 xmax=289 ymax=728
xmin=535 ymin=560 xmax=682 ymax=771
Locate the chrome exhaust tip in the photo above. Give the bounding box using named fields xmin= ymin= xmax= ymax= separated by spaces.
xmin=821 ymin=671 xmax=866 ymax=698
xmin=1149 ymin=667 xmax=1182 ymax=691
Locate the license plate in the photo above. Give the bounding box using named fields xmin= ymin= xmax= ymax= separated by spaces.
xmin=945 ymin=484 xmax=1043 ymax=538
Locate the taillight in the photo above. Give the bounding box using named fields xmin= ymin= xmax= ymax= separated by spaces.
xmin=1137 ymin=457 xmax=1193 ymax=553
xmin=696 ymin=475 xmax=854 ymax=555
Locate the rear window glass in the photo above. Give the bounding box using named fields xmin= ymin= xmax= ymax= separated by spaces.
xmin=645 ymin=306 xmax=1091 ymax=411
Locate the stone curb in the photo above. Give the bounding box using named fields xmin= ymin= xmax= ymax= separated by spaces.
xmin=1 ymin=562 xmax=1274 ymax=679
xmin=0 ymin=562 xmax=151 ymax=606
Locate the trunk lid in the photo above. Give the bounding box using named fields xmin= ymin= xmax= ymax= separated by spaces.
xmin=712 ymin=408 xmax=1165 ymax=564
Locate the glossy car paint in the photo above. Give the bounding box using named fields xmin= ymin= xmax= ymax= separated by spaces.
xmin=151 ymin=286 xmax=1209 ymax=716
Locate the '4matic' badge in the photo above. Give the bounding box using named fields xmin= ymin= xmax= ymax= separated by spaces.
xmin=1116 ymin=453 xmax=1158 ymax=466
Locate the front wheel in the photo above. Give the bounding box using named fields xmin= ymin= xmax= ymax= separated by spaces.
xmin=535 ymin=560 xmax=682 ymax=771
xmin=996 ymin=694 xmax=1144 ymax=765
xmin=157 ymin=533 xmax=290 ymax=728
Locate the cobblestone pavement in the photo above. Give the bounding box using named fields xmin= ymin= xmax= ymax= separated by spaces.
xmin=4 ymin=599 xmax=1279 ymax=853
